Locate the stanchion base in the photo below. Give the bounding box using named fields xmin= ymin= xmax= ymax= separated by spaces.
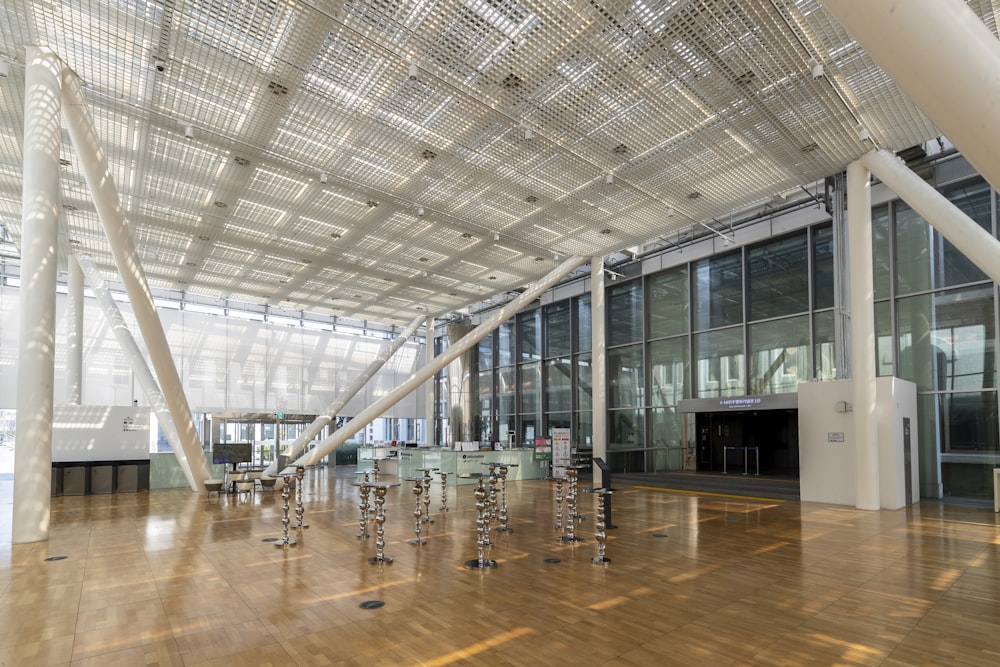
xmin=420 ymin=518 xmax=435 ymax=524
xmin=592 ymin=556 xmax=611 ymax=564
xmin=559 ymin=535 xmax=583 ymax=543
xmin=290 ymin=523 xmax=309 ymax=529
xmin=356 ymin=533 xmax=369 ymax=540
xmin=495 ymin=526 xmax=513 ymax=533
xmin=464 ymin=558 xmax=497 ymax=570
xmin=368 ymin=556 xmax=394 ymax=565
xmin=409 ymin=538 xmax=426 ymax=545
xmin=274 ymin=539 xmax=297 ymax=549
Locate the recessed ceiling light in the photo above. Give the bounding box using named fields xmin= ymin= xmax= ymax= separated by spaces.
xmin=330 ymin=232 xmax=341 ymax=239
xmin=214 ymin=201 xmax=227 ymax=208
xmin=186 ymin=261 xmax=197 ymax=267
xmin=461 ymin=232 xmax=473 ymax=239
xmin=599 ymin=228 xmax=613 ymax=235
xmin=687 ymin=192 xmax=701 ymax=200
xmin=366 ymin=200 xmax=379 ymax=207
xmin=525 ymin=195 xmax=538 ymax=203
xmin=488 ymin=275 xmax=497 ymax=280
xmin=198 ymin=235 xmax=209 ymax=241
xmin=534 ymin=256 xmax=544 ymax=262
xmin=613 ymin=143 xmax=628 ymax=155
xmin=301 ymin=259 xmax=312 ymax=264
xmin=418 ymin=257 xmax=428 ymax=262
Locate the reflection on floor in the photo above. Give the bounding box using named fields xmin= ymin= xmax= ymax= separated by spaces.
xmin=1 ymin=466 xmax=998 ymax=666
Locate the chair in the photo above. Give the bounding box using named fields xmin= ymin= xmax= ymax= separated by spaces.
xmin=259 ymin=476 xmax=277 ymax=492
xmin=234 ymin=476 xmax=255 ymax=501
xmin=204 ymin=479 xmax=224 ymax=499
xmin=246 ymin=469 xmax=263 ymax=490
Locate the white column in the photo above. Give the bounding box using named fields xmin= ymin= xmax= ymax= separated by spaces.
xmin=861 ymin=148 xmax=1000 ymax=285
xmin=76 ymin=254 xmax=198 ymax=490
xmin=66 ymin=254 xmax=84 ymax=405
xmin=820 ymin=0 xmax=1000 ymax=191
xmin=60 ymin=69 xmax=211 ymax=489
xmin=264 ymin=315 xmax=424 ymax=476
xmin=424 ymin=316 xmax=436 ymax=446
xmin=296 ymin=256 xmax=588 ymax=466
xmin=590 ymin=256 xmax=607 ymax=483
xmin=847 ymin=160 xmax=880 ymax=511
xmin=13 ymin=47 xmax=63 ymax=543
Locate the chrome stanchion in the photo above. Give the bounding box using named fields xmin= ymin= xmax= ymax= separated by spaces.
xmin=404 ymin=476 xmax=426 ymax=545
xmin=352 ymin=472 xmax=372 ymax=539
xmin=553 ymin=475 xmax=566 ymax=532
xmin=592 ymin=488 xmax=613 ymax=564
xmin=417 ymin=467 xmax=437 ymax=524
xmin=495 ymin=463 xmax=518 ymax=533
xmin=290 ymin=465 xmax=309 ymax=529
xmin=367 ymin=481 xmax=400 ymax=565
xmin=560 ymin=467 xmax=582 ymax=543
xmin=462 ymin=472 xmax=497 ymax=570
xmin=274 ymin=474 xmax=297 ymax=549
xmin=439 ymin=471 xmax=449 ymax=512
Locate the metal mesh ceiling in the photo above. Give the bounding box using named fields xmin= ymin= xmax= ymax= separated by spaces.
xmin=0 ymin=0 xmax=988 ymax=325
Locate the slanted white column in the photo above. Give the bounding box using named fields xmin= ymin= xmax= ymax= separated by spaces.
xmin=264 ymin=315 xmax=424 ymax=475
xmin=424 ymin=316 xmax=436 ymax=446
xmin=847 ymin=160 xmax=880 ymax=511
xmin=861 ymin=149 xmax=1000 ymax=285
xmin=590 ymin=256 xmax=607 ymax=481
xmin=13 ymin=47 xmax=63 ymax=543
xmin=76 ymin=254 xmax=198 ymax=490
xmin=820 ymin=0 xmax=1000 ymax=191
xmin=296 ymin=256 xmax=588 ymax=466
xmin=60 ymin=69 xmax=211 ymax=489
xmin=66 ymin=254 xmax=84 ymax=405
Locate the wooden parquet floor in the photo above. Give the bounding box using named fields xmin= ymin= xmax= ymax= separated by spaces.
xmin=1 ymin=467 xmax=999 ymax=666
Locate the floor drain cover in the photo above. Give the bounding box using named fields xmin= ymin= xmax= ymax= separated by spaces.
xmin=652 ymin=533 xmax=669 ymax=538
xmin=45 ymin=556 xmax=68 ymax=562
xmin=543 ymin=558 xmax=562 ymax=564
xmin=261 ymin=537 xmax=279 ymax=542
xmin=359 ymin=600 xmax=385 ymax=610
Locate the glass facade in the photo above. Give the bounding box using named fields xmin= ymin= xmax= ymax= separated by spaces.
xmin=433 ymin=171 xmax=999 ymax=500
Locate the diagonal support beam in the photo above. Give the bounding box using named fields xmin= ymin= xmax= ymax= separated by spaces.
xmin=60 ymin=68 xmax=211 ymax=490
xmin=76 ymin=254 xmax=199 ymax=491
xmin=264 ymin=315 xmax=425 ymax=476
xmin=296 ymin=256 xmax=589 ymax=467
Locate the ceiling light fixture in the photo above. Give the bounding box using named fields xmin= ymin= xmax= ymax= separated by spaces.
xmin=319 ymin=171 xmax=328 ymax=184
xmin=811 ymin=62 xmax=825 ymax=79
xmin=184 ymin=125 xmax=194 ymax=139
xmin=408 ymin=63 xmax=418 ymax=80
xmin=605 ymin=173 xmax=614 ymax=184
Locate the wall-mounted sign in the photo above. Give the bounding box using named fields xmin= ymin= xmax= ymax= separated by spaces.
xmin=827 ymin=432 xmax=845 ymax=443
xmin=678 ymin=392 xmax=798 ymax=413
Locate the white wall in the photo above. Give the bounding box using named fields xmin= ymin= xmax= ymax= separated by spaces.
xmin=0 ymin=283 xmax=426 ymax=418
xmin=798 ymin=380 xmax=857 ymax=505
xmin=52 ymin=405 xmax=148 ymax=462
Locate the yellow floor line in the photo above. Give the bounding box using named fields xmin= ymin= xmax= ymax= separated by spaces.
xmin=635 ymin=485 xmax=787 ymax=503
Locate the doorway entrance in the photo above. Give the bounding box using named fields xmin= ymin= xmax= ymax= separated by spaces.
xmin=695 ymin=409 xmax=799 ymax=476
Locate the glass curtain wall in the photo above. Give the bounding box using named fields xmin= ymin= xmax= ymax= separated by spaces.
xmin=454 ymin=170 xmax=999 ymax=497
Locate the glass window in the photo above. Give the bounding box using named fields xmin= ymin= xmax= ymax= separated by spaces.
xmin=649 ymin=406 xmax=682 ymax=448
xmin=544 ymin=412 xmax=571 ymax=439
xmin=937 ymin=392 xmax=999 ymax=454
xmin=896 ymin=179 xmax=991 ymax=294
xmin=693 ymin=252 xmax=743 ymax=330
xmin=649 ymin=337 xmax=688 ymax=406
xmin=519 ymin=415 xmax=538 ymax=447
xmin=576 ymin=353 xmax=592 ymax=411
xmin=609 ymin=344 xmax=644 ymax=409
xmin=897 ymin=285 xmax=995 ymax=391
xmin=748 ymin=232 xmax=809 ymax=320
xmin=575 ymin=411 xmax=593 ymax=450
xmin=875 ymin=301 xmax=893 ymax=376
xmin=544 ymin=301 xmax=571 ymax=358
xmin=575 ymin=295 xmax=591 ymax=353
xmin=813 ymin=310 xmax=836 ymax=381
xmin=749 ymin=316 xmax=809 ymax=394
xmin=608 ymin=281 xmax=643 ymax=345
xmin=498 ymin=320 xmax=515 ymax=366
xmin=694 ymin=326 xmax=745 ymax=397
xmin=609 ymin=409 xmax=643 ymax=450
xmin=813 ymin=224 xmax=834 ymax=310
xmin=872 ymin=205 xmax=891 ymax=300
xmin=544 ymin=357 xmax=572 ymax=413
xmin=519 ymin=310 xmax=541 ymax=361
xmin=478 ymin=369 xmax=493 ymax=442
xmin=497 ymin=366 xmax=515 ymax=417
xmin=478 ymin=332 xmax=494 ymax=369
xmin=519 ymin=361 xmax=541 ymax=415
xmin=648 ymin=267 xmax=688 ymax=339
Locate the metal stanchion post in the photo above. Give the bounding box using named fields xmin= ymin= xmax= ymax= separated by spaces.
xmin=592 ymin=488 xmax=613 ymax=564
xmin=554 ymin=476 xmax=565 ymax=532
xmin=405 ymin=477 xmax=426 ymax=545
xmin=439 ymin=472 xmax=449 ymax=511
xmin=495 ymin=463 xmax=518 ymax=533
xmin=367 ymin=482 xmax=399 ymax=565
xmin=275 ymin=474 xmax=297 ymax=549
xmin=418 ymin=467 xmax=437 ymax=524
xmin=560 ymin=467 xmax=582 ymax=543
xmin=463 ymin=475 xmax=497 ymax=570
xmin=290 ymin=465 xmax=309 ymax=529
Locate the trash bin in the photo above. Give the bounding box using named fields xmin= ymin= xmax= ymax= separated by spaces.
xmin=63 ymin=466 xmax=90 ymax=496
xmin=90 ymin=465 xmax=116 ymax=494
xmin=116 ymin=464 xmax=138 ymax=493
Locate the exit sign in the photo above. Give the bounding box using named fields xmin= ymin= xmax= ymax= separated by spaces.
xmin=275 ymin=412 xmax=285 ymax=420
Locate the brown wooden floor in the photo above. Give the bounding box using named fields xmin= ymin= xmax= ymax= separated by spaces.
xmin=1 ymin=468 xmax=999 ymax=666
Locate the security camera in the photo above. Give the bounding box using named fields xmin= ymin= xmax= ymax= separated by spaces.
xmin=408 ymin=63 xmax=418 ymax=80
xmin=811 ymin=63 xmax=825 ymax=79
xmin=154 ymin=59 xmax=165 ymax=72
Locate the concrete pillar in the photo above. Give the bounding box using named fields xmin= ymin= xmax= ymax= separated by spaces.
xmin=847 ymin=160 xmax=880 ymax=511
xmin=66 ymin=254 xmax=83 ymax=405
xmin=13 ymin=47 xmax=63 ymax=543
xmin=591 ymin=257 xmax=607 ymax=480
